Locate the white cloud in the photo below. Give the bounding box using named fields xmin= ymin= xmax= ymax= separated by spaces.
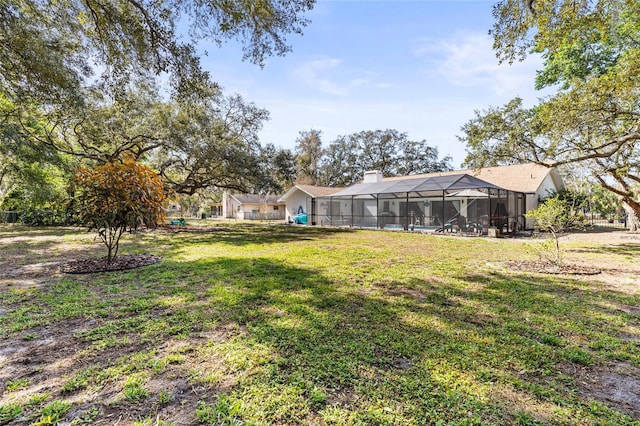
xmin=292 ymin=56 xmax=385 ymax=97
xmin=293 ymin=57 xmax=348 ymax=96
xmin=416 ymin=32 xmax=544 ymax=97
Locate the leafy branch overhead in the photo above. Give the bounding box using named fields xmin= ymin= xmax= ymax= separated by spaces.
xmin=1 ymin=0 xmax=314 ymax=199
xmin=462 ymin=0 xmax=640 ymax=231
xmin=1 ymin=0 xmax=315 ymax=103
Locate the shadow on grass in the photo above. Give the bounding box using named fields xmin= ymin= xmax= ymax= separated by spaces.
xmin=106 ymin=224 xmax=356 ymax=270
xmin=0 ymin=227 xmax=106 ymax=275
xmin=136 ymin=223 xmax=354 ymax=251
xmin=0 ymin=225 xmax=352 ymax=276
xmin=566 ymin=242 xmax=640 ymax=257
xmin=0 ymin=225 xmax=86 ymax=239
xmin=3 ymin=254 xmax=639 ymax=423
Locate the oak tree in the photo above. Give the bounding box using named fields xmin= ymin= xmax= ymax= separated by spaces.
xmin=1 ymin=0 xmax=313 ymax=202
xmin=461 ymin=0 xmax=640 ymax=231
xmin=1 ymin=0 xmax=314 ymax=105
xmin=321 ymin=129 xmax=452 ymax=187
xmin=294 ymin=129 xmax=324 ymax=185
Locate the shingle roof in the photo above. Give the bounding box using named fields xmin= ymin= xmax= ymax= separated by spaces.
xmin=383 ymin=163 xmax=563 ymax=194
xmin=230 ymin=194 xmax=283 ymax=204
xmin=295 ymin=185 xmax=344 ymax=197
xmin=278 ymin=185 xmax=345 ymax=202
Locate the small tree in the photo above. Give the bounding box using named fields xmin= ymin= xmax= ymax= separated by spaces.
xmin=526 ymin=195 xmax=586 ymax=265
xmin=74 ymin=157 xmax=167 ymax=263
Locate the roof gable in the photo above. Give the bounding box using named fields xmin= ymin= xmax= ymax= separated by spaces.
xmin=279 ymin=185 xmax=344 ymax=201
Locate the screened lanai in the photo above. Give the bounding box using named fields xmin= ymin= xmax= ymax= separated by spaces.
xmin=314 ymin=174 xmax=527 ymax=234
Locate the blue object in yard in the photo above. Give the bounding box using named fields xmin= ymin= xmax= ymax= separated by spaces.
xmin=293 ymin=213 xmax=307 ymax=225
xmin=170 ymin=218 xmax=186 ymax=226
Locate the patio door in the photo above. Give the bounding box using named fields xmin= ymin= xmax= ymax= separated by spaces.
xmin=400 ymin=201 xmax=425 ymax=228
xmin=430 ymin=200 xmax=461 ymax=227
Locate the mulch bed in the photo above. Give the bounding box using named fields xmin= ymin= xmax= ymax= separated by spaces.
xmin=61 ymin=254 xmax=161 ymax=274
xmin=506 ymin=260 xmax=601 ymax=275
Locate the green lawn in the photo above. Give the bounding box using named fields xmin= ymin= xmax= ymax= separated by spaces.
xmin=1 ymin=224 xmax=639 ymax=425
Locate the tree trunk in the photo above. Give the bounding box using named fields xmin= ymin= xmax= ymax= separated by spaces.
xmin=550 ymin=229 xmax=561 ymax=265
xmin=623 ymin=202 xmax=640 ymax=233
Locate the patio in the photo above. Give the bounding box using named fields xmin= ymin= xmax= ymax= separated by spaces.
xmin=314 ymin=174 xmax=527 ymax=234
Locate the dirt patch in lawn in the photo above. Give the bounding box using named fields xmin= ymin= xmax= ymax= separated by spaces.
xmin=505 ymin=260 xmax=602 ymax=275
xmin=571 ymin=361 xmax=640 ymax=418
xmin=0 ymin=318 xmax=240 ymax=425
xmin=504 ymin=230 xmax=640 ymax=293
xmin=60 ymin=254 xmax=161 ymax=274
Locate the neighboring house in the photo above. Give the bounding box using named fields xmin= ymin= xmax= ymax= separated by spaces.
xmin=312 ymin=163 xmax=564 ymax=232
xmin=222 ymin=192 xmax=286 ymax=220
xmin=278 ymin=185 xmax=344 ymax=225
xmin=209 ymin=203 xmax=222 ymax=217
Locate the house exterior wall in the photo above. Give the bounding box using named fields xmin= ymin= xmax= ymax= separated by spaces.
xmin=222 ymin=192 xmax=285 ymax=220
xmin=537 ymin=174 xmax=559 ymax=200
xmin=284 ymin=190 xmax=312 ymax=222
xmin=522 ymin=173 xmax=560 ymax=228
xmin=236 ymin=202 xmax=259 ymax=220
xmin=222 ymin=192 xmax=240 ymax=218
xmin=236 ymin=202 xmax=285 ymax=220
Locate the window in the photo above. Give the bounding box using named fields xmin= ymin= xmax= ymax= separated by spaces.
xmin=273 ymin=206 xmax=279 ymax=210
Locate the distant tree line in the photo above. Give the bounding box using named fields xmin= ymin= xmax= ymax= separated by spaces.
xmin=291 ymin=129 xmax=453 ymax=187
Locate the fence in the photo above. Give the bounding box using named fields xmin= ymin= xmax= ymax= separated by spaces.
xmin=586 ymin=214 xmax=628 ymax=230
xmin=241 ymin=211 xmax=286 ymax=221
xmin=0 ymin=211 xmax=20 ymax=223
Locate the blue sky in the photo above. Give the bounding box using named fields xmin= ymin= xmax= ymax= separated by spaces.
xmin=197 ymin=0 xmax=551 ymax=168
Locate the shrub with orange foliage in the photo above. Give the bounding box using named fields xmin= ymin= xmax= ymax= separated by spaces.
xmin=74 ymin=156 xmax=168 ymax=263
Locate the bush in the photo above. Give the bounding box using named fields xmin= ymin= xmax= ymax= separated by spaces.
xmin=73 ymin=156 xmax=168 ymax=263
xmin=1 ymin=188 xmax=72 ymax=226
xmin=20 ymin=208 xmax=69 ymax=226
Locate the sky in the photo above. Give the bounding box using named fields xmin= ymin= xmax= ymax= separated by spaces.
xmin=196 ymin=0 xmax=552 ymax=168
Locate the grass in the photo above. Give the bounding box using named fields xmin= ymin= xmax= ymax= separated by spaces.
xmin=1 ymin=223 xmax=640 ymax=425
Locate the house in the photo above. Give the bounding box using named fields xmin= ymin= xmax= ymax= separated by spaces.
xmin=278 ymin=185 xmax=344 ymax=225
xmin=312 ymin=163 xmax=564 ymax=233
xmin=222 ymin=193 xmax=286 ymax=220
xmin=384 ymin=163 xmax=565 ymax=216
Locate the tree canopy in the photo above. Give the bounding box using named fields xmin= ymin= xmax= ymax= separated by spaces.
xmin=462 ymin=0 xmax=640 ymax=231
xmin=2 ymin=80 xmax=274 ymax=196
xmin=320 ymin=129 xmax=452 ymax=187
xmin=1 ymin=0 xmax=314 ymax=104
xmin=1 ymin=0 xmax=314 ymax=209
xmin=288 ymin=129 xmax=451 ymax=188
